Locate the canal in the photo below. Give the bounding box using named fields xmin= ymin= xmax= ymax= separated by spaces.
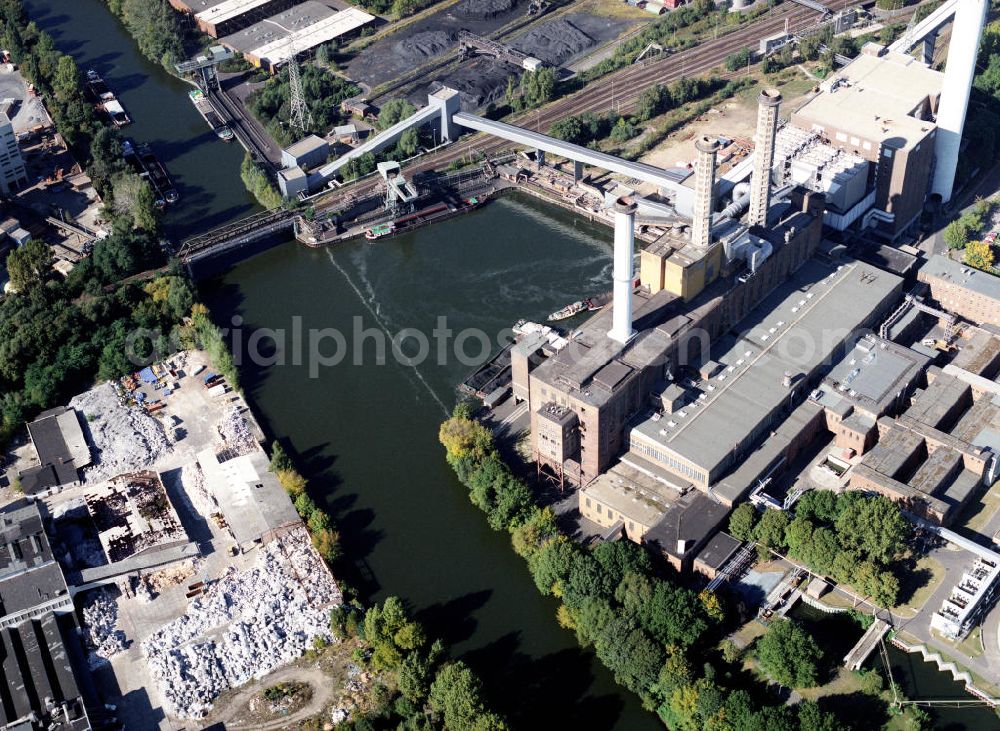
xmin=23 ymin=0 xmax=259 ymax=242
xmin=790 ymin=602 xmax=1000 ymax=730
xmin=201 ymin=194 xmax=663 ymax=727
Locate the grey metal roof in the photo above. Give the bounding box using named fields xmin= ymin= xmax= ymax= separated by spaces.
xmin=694 ymin=531 xmax=742 ymax=570
xmin=0 ymin=613 xmax=91 ymax=728
xmin=0 ymin=501 xmax=53 ymax=579
xmin=921 ymin=254 xmax=1000 ymax=301
xmin=630 ymin=260 xmax=902 ymax=478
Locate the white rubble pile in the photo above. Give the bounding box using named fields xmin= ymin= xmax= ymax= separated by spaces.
xmin=142 ymin=527 xmax=340 ymax=719
xmin=179 ymin=462 xmax=216 ymax=518
xmin=216 ymin=407 xmax=257 ymax=456
xmin=81 ymin=589 xmax=127 ymax=666
xmin=71 ymin=383 xmax=173 ymax=483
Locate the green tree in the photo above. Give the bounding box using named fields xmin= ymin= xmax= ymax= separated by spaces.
xmin=753 ymin=508 xmax=790 ymax=552
xmin=397 ymin=127 xmax=420 ymax=158
xmin=428 ymin=662 xmax=508 ymax=731
xmin=835 ymin=495 xmax=908 ymax=565
xmin=728 ymin=502 xmax=757 ymax=541
xmin=725 ymin=47 xmax=751 ymax=72
xmin=755 ymin=619 xmax=822 ymax=688
xmin=964 ymin=240 xmax=995 ymax=271
xmin=6 ymin=240 xmax=52 ymax=292
xmin=112 ymin=172 xmax=158 ymax=230
xmin=943 ymin=217 xmax=974 ymax=250
xmin=609 ymin=117 xmax=637 ymax=144
xmin=527 ymin=538 xmax=577 ymax=594
xmin=378 ymin=98 xmax=417 ymax=131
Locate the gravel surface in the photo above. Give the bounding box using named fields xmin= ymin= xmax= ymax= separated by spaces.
xmin=71 ymin=383 xmax=173 ymax=483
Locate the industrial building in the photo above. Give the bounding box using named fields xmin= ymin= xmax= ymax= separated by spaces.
xmin=197 ymin=447 xmax=302 ymax=550
xmin=918 ymin=254 xmax=1000 ymax=328
xmin=191 ymin=0 xmax=305 ymax=38
xmin=281 ymin=133 xmax=329 ymax=170
xmin=0 ymin=112 xmax=27 ymax=196
xmin=18 ymin=407 xmax=91 ymax=496
xmin=0 ymin=501 xmax=93 ymax=730
xmin=849 ymin=365 xmax=1000 ymax=525
xmin=811 ymin=334 xmax=931 ymax=455
xmin=627 ymin=258 xmax=902 ymax=493
xmin=216 ymin=1 xmax=374 ymax=70
xmin=789 ymin=50 xmax=942 ymax=239
xmin=931 ymin=552 xmax=1000 ymax=640
xmin=523 ymin=91 xmax=827 ymax=488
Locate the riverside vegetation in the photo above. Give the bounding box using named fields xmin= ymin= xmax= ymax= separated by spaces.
xmin=439 ymin=404 xmax=847 ymax=729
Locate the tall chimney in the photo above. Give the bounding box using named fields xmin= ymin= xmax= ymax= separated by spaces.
xmin=749 ymin=88 xmax=781 ymax=227
xmin=932 ymin=0 xmax=988 ymax=203
xmin=608 ymin=196 xmax=637 ymax=344
xmin=692 ymin=135 xmax=722 ymax=248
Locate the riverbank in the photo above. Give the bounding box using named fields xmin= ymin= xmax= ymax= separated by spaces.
xmin=201 ymin=194 xmax=662 ymax=728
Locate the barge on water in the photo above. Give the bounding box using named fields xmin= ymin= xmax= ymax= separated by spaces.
xmin=122 ymin=138 xmax=179 ymax=208
xmin=188 ymin=89 xmax=233 ymax=142
xmin=85 ymin=70 xmax=130 ymax=127
xmin=362 ymin=197 xmax=483 ymax=242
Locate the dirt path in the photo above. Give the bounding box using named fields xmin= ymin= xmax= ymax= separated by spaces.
xmin=202 ymin=665 xmax=334 ymax=730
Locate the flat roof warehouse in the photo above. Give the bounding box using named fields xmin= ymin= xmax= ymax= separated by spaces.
xmin=629 ymin=260 xmax=902 ymax=488
xmin=216 ymin=0 xmax=375 ymax=70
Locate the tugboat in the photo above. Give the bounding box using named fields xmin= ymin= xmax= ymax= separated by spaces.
xmin=365 ymin=222 xmax=395 ymax=240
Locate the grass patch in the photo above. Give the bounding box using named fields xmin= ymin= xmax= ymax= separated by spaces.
xmin=931 ymin=626 xmax=984 ymax=660
xmin=958 ymin=482 xmax=1000 ymax=534
xmin=894 ymin=555 xmax=945 ymax=612
xmin=795 ymin=666 xmax=866 ymax=702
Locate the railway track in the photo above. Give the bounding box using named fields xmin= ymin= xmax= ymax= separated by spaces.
xmin=311 ymin=0 xmax=851 ymax=211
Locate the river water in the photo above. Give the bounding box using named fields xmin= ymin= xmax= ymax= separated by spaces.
xmin=26 ymin=0 xmax=1000 ymax=727
xmin=200 ymin=195 xmax=669 ymax=727
xmin=23 ymin=0 xmax=259 ymax=242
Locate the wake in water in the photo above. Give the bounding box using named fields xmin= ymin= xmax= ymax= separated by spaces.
xmin=324 ymin=248 xmax=450 ymax=416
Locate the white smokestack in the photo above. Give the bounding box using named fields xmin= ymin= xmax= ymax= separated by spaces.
xmin=609 ymin=196 xmax=637 ymax=344
xmin=692 ymin=136 xmax=722 ymax=248
xmin=932 ymin=0 xmax=987 ymax=203
xmin=749 ymin=88 xmax=781 ymax=227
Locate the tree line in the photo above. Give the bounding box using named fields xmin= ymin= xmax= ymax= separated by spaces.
xmin=439 ymin=405 xmax=844 ymax=729
xmin=104 ymin=0 xmax=187 ymax=71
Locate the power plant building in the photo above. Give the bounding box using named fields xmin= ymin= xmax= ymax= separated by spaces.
xmin=849 ymin=366 xmax=1000 ymax=525
xmin=790 ymin=50 xmax=943 ymax=240
xmin=918 ymin=254 xmax=1000 ymax=328
xmin=627 ymin=259 xmax=903 ymax=493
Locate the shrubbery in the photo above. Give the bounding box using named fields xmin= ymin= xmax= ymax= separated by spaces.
xmin=269 ymin=442 xmax=341 ymax=563
xmin=331 ymin=596 xmax=509 ymax=730
xmin=246 ymin=65 xmax=359 ymax=146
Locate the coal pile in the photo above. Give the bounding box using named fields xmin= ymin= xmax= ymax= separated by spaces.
xmin=393 ymin=30 xmax=457 ymax=64
xmin=454 ymin=0 xmax=517 ymax=20
xmin=514 ymin=18 xmax=595 ymax=66
xmin=432 ymin=57 xmax=511 ymax=109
